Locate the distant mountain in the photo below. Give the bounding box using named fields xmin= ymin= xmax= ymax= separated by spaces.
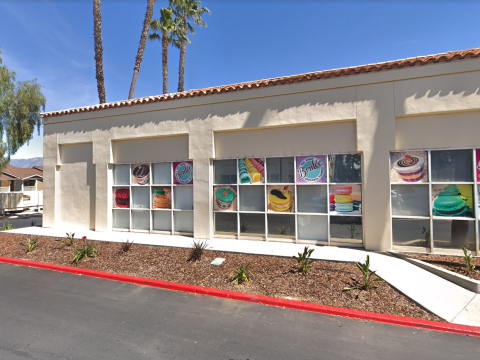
xmin=9 ymin=157 xmax=43 ymax=168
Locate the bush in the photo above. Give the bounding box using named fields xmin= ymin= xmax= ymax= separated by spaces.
xmin=56 ymin=232 xmax=75 ymax=247
xmin=72 ymin=236 xmax=98 ymax=264
xmin=119 ymin=239 xmax=134 ymax=254
xmin=188 ymin=240 xmax=208 ymax=262
xmin=344 ymin=255 xmax=383 ymax=292
xmin=20 ymin=236 xmax=40 ymax=253
xmin=462 ymin=246 xmax=475 ymax=274
xmin=2 ymin=222 xmax=14 ymax=231
xmin=293 ymin=246 xmax=314 ymax=274
xmin=230 ymin=263 xmax=253 ymax=284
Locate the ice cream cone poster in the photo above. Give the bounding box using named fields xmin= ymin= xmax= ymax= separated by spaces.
xmin=267 ymin=185 xmax=294 ymax=213
xmin=113 ymin=187 xmax=130 ymax=208
xmin=152 ymin=187 xmax=172 ymax=209
xmin=238 ymin=158 xmax=264 ymax=184
xmin=476 ymin=149 xmax=480 ymax=182
xmin=432 ymin=184 xmax=474 ymax=218
xmin=214 ymin=185 xmax=237 ymax=211
xmin=390 ymin=151 xmax=428 ymax=183
xmin=329 ymin=184 xmax=362 ymax=215
xmin=296 ymin=155 xmax=326 ymax=183
xmin=173 ymin=161 xmax=193 ymax=185
xmin=132 ymin=163 xmax=150 ymax=185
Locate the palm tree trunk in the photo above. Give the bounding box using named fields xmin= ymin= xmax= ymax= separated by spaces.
xmin=162 ymin=31 xmax=168 ymax=94
xmin=128 ymin=0 xmax=156 ymax=100
xmin=93 ymin=0 xmax=106 ymax=104
xmin=177 ymin=16 xmax=187 ymax=93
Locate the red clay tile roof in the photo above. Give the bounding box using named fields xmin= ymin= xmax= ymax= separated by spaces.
xmin=0 ymin=165 xmax=43 ymax=180
xmin=42 ymin=47 xmax=480 ymax=118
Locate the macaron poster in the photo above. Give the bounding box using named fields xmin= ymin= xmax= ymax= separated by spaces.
xmin=152 ymin=186 xmax=172 ymax=209
xmin=113 ymin=187 xmax=130 ymax=208
xmin=390 ymin=151 xmax=428 ymax=183
xmin=432 ymin=184 xmax=474 ymax=218
xmin=329 ymin=184 xmax=362 ymax=215
xmin=476 ymin=149 xmax=480 ymax=181
xmin=213 ymin=185 xmax=237 ymax=211
xmin=238 ymin=158 xmax=264 ymax=184
xmin=267 ymin=185 xmax=294 ymax=213
xmin=296 ymin=155 xmax=326 ymax=183
xmin=173 ymin=161 xmax=193 ymax=185
xmin=132 ymin=163 xmax=150 ymax=185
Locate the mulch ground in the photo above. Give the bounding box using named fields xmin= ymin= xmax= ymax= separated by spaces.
xmin=0 ymin=233 xmax=441 ymax=321
xmin=401 ymin=252 xmax=480 ymax=281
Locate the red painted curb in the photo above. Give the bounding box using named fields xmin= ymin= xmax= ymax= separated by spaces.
xmin=1 ymin=255 xmax=479 ymax=337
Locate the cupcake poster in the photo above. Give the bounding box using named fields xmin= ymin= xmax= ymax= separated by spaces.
xmin=238 ymin=158 xmax=264 ymax=184
xmin=132 ymin=163 xmax=150 ymax=185
xmin=432 ymin=184 xmax=474 ymax=218
xmin=173 ymin=161 xmax=193 ymax=185
xmin=213 ymin=185 xmax=237 ymax=211
xmin=152 ymin=187 xmax=172 ymax=209
xmin=390 ymin=151 xmax=428 ymax=183
xmin=267 ymin=185 xmax=294 ymax=213
xmin=329 ymin=184 xmax=362 ymax=215
xmin=113 ymin=187 xmax=130 ymax=208
xmin=296 ymin=155 xmax=326 ymax=183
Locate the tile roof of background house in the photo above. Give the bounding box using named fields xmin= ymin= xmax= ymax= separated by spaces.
xmin=41 ymin=47 xmax=480 ymax=118
xmin=0 ymin=165 xmax=44 ymax=181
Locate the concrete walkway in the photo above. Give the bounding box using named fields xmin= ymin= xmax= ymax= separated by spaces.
xmin=5 ymin=226 xmax=480 ymax=326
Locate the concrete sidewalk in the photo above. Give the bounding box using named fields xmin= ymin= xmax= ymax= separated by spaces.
xmin=5 ymin=226 xmax=480 ymax=326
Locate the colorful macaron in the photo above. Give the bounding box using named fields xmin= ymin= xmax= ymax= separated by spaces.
xmin=215 ymin=187 xmax=236 ymax=210
xmin=335 ymin=203 xmax=353 ymax=212
xmin=334 ymin=186 xmax=352 ymax=195
xmin=433 ymin=185 xmax=467 ymax=216
xmin=269 ymin=187 xmax=293 ymax=212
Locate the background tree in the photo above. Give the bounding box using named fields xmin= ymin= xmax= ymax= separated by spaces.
xmin=0 ymin=48 xmax=46 ymax=172
xmin=169 ymin=0 xmax=210 ymax=93
xmin=149 ymin=7 xmax=186 ymax=94
xmin=93 ymin=0 xmax=106 ymax=104
xmin=128 ymin=0 xmax=157 ymax=100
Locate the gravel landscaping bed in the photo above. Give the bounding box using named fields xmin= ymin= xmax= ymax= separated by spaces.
xmin=401 ymin=252 xmax=480 ymax=281
xmin=0 ymin=233 xmax=441 ymax=321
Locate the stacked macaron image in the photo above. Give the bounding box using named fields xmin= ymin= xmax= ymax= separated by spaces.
xmin=132 ymin=163 xmax=150 ymax=185
xmin=330 ymin=185 xmax=362 ymax=213
xmin=152 ymin=187 xmax=171 ymax=209
xmin=238 ymin=158 xmax=264 ymax=184
xmin=392 ymin=154 xmax=426 ymax=182
xmin=433 ymin=184 xmax=470 ymax=217
xmin=114 ymin=188 xmax=130 ymax=208
xmin=268 ymin=186 xmax=294 ymax=212
xmin=214 ymin=186 xmax=237 ymax=210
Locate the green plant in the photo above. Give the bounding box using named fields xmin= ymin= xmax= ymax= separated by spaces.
xmin=421 ymin=227 xmax=430 ymax=242
xmin=188 ymin=240 xmax=208 ymax=261
xmin=293 ymin=246 xmax=315 ymax=275
xmin=19 ymin=236 xmax=39 ymax=253
xmin=56 ymin=232 xmax=75 ymax=247
xmin=72 ymin=236 xmax=98 ymax=264
xmin=462 ymin=246 xmax=475 ymax=274
xmin=240 ymin=221 xmax=250 ymax=233
xmin=346 ymin=224 xmax=360 ymax=239
xmin=278 ymin=225 xmax=290 ymax=235
xmin=119 ymin=239 xmax=134 ymax=254
xmin=230 ymin=263 xmax=253 ymax=284
xmin=2 ymin=222 xmax=14 ymax=231
xmin=344 ymin=255 xmax=383 ymax=292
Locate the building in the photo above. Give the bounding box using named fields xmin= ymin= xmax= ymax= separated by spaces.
xmin=42 ymin=48 xmax=480 ymax=256
xmin=0 ymin=165 xmax=44 ymax=208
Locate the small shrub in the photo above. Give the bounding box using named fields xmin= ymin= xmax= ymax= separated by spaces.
xmin=2 ymin=222 xmax=14 ymax=231
xmin=72 ymin=236 xmax=98 ymax=264
xmin=344 ymin=255 xmax=383 ymax=292
xmin=119 ymin=239 xmax=134 ymax=254
xmin=20 ymin=236 xmax=40 ymax=253
xmin=56 ymin=232 xmax=75 ymax=247
xmin=230 ymin=263 xmax=253 ymax=284
xmin=293 ymin=246 xmax=314 ymax=274
xmin=421 ymin=227 xmax=430 ymax=242
xmin=188 ymin=240 xmax=208 ymax=262
xmin=240 ymin=222 xmax=250 ymax=233
xmin=278 ymin=225 xmax=290 ymax=235
xmin=346 ymin=224 xmax=360 ymax=239
xmin=462 ymin=246 xmax=475 ymax=274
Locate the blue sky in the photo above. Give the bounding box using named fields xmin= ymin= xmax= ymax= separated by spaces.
xmin=1 ymin=0 xmax=479 ymax=159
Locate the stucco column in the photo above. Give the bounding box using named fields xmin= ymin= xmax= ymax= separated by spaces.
xmin=42 ymin=129 xmax=58 ymax=228
xmin=356 ymin=83 xmax=396 ymax=251
xmin=93 ymin=130 xmax=112 ymax=231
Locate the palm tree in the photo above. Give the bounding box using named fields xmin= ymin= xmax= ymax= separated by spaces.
xmin=169 ymin=0 xmax=210 ymax=93
xmin=128 ymin=0 xmax=156 ymax=100
xmin=93 ymin=0 xmax=106 ymax=104
xmin=149 ymin=7 xmax=186 ymax=94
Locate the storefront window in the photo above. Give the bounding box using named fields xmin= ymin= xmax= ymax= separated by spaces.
xmin=431 ymin=150 xmax=473 ymax=183
xmin=213 ymin=153 xmax=362 ymax=245
xmin=112 ymin=161 xmax=193 ymax=234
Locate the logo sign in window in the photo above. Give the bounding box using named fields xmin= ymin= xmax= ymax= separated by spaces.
xmin=173 ymin=161 xmax=193 ymax=185
xmin=296 ymin=155 xmax=326 ymax=183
